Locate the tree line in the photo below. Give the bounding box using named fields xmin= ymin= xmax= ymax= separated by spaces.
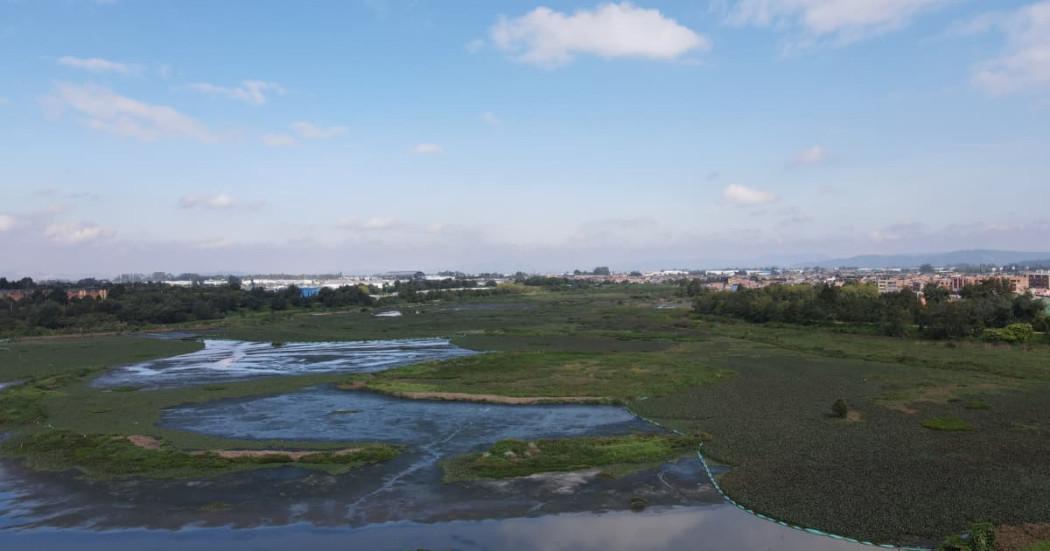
xmin=0 ymin=279 xmax=373 ymax=336
xmin=686 ymin=279 xmax=1049 ymax=340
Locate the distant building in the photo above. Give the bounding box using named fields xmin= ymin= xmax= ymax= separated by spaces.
xmin=66 ymin=288 xmax=108 ymax=301
xmin=379 ymin=271 xmax=425 ymax=281
xmin=1029 ymin=274 xmax=1049 ymax=290
xmin=876 ymin=278 xmax=901 ymax=293
xmin=299 ymin=287 xmax=320 ymax=298
xmin=0 ymin=289 xmax=30 ymax=302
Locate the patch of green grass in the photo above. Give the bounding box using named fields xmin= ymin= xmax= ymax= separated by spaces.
xmin=442 ymin=433 xmax=699 ymax=482
xmin=0 ymin=430 xmax=398 ymax=479
xmin=1023 ymin=542 xmax=1050 ymax=551
xmin=350 ymin=345 xmax=732 ymax=401
xmin=0 ymin=336 xmax=202 ymax=380
xmin=922 ymin=417 xmax=974 ymax=431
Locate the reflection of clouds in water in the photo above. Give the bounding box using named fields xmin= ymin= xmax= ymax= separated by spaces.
xmin=93 ymin=338 xmax=475 ymax=388
xmin=494 ymin=507 xmax=863 ymax=551
xmin=495 ymin=509 xmax=705 ymax=551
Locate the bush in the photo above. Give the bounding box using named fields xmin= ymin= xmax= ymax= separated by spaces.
xmin=938 ymin=521 xmax=995 ymax=551
xmin=982 ymin=323 xmax=1034 ymax=344
xmin=831 ymin=399 xmax=849 ymax=418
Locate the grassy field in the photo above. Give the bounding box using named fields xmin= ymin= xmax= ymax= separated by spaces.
xmin=348 ymin=344 xmax=732 ymax=401
xmin=442 ymin=434 xmax=700 ymax=482
xmin=0 ymin=336 xmax=203 ymax=380
xmin=1 ymin=285 xmax=1049 ymax=546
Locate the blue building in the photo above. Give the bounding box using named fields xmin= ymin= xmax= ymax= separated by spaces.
xmin=299 ymin=287 xmax=321 ymax=298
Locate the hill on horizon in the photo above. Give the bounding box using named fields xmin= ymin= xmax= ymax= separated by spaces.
xmin=799 ymin=249 xmax=1050 ymax=269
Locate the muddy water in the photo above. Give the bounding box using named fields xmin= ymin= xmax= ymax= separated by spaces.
xmin=92 ymin=338 xmax=474 ymax=388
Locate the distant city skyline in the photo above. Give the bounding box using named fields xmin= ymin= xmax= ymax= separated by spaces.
xmin=2 ymin=1 xmax=1049 ymax=277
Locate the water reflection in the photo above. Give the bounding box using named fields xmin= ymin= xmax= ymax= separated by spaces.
xmin=0 ymin=506 xmax=867 ymax=550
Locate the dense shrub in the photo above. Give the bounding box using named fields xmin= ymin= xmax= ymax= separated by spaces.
xmin=688 ymin=279 xmax=1046 ymax=340
xmin=982 ymin=323 xmax=1034 ymax=344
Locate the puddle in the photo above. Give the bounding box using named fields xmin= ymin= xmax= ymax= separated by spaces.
xmin=92 ymin=339 xmax=474 ymax=389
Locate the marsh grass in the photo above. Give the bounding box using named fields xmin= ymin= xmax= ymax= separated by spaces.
xmin=1 ymin=430 xmax=398 ymax=479
xmin=442 ymin=433 xmax=699 ymax=482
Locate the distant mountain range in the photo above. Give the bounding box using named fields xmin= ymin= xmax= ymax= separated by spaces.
xmin=799 ymin=250 xmax=1050 ymax=269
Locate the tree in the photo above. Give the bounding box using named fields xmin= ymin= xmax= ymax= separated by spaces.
xmin=227 ymin=276 xmax=242 ymax=291
xmin=592 ymin=266 xmax=611 ymax=276
xmin=923 ymin=283 xmax=950 ymax=305
xmin=919 ymin=263 xmax=935 ymax=274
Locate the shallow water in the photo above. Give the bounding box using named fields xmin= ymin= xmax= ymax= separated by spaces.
xmin=161 ymin=387 xmax=657 ymax=452
xmin=92 ymin=338 xmax=474 ymax=389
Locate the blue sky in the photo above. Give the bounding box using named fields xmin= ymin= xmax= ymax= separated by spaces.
xmin=1 ymin=0 xmax=1049 ymax=277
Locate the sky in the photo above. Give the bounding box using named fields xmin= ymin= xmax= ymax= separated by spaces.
xmin=1 ymin=0 xmax=1049 ymax=277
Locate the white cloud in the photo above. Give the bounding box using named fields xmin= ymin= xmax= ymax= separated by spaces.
xmin=44 ymin=222 xmax=114 ymax=244
xmin=412 ymin=143 xmax=443 ymax=155
xmin=791 ymin=144 xmax=826 ymax=165
xmin=868 ymin=222 xmax=926 ymax=242
xmin=971 ymin=1 xmax=1050 ymax=95
xmin=191 ymin=237 xmax=234 ymax=249
xmin=291 ymin=121 xmax=347 ymax=139
xmin=45 ymin=83 xmax=218 ymax=143
xmin=723 ymin=184 xmax=777 ymax=205
xmin=178 ymin=193 xmax=261 ymax=211
xmin=57 ymin=56 xmax=131 ymax=74
xmin=490 ymin=2 xmax=710 ymax=67
xmin=337 ymin=217 xmax=406 ymax=233
xmin=481 ymin=111 xmax=501 ymax=126
xmin=188 ymin=80 xmax=284 ymax=106
xmin=726 ymin=0 xmax=945 ymax=45
xmin=261 ymin=133 xmax=297 ymax=147
xmin=0 ymin=214 xmax=16 ymax=232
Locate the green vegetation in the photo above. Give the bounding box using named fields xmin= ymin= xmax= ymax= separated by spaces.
xmin=831 ymin=398 xmax=849 ymax=418
xmin=922 ymin=417 xmax=974 ymax=431
xmin=688 ymin=278 xmax=1049 ymax=339
xmin=349 ymin=345 xmax=732 ymax=401
xmin=2 ymin=284 xmax=1049 ymax=546
xmin=1 ymin=430 xmax=398 ymax=479
xmin=983 ymin=323 xmax=1036 ymax=344
xmin=442 ymin=434 xmax=699 ymax=482
xmin=939 ymin=521 xmax=995 ymax=551
xmin=0 ymin=335 xmax=202 ymax=380
xmin=0 ymin=334 xmax=399 ymax=477
xmin=0 ymin=278 xmax=372 ymax=337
